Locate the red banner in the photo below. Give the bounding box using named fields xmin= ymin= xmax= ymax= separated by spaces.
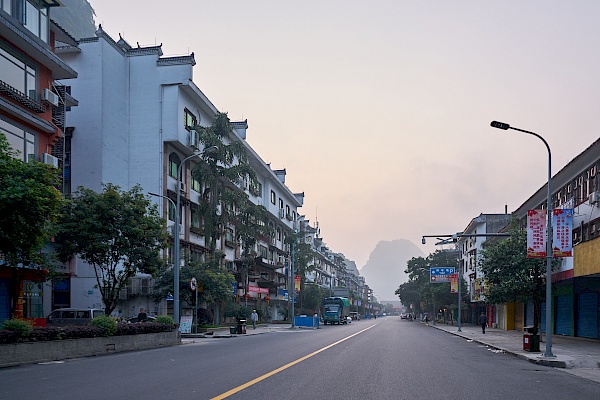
xmin=553 ymin=209 xmax=573 ymax=257
xmin=449 ymin=273 xmax=458 ymax=293
xmin=248 ymin=286 xmax=269 ymax=294
xmin=527 ymin=210 xmax=547 ymax=258
xmin=294 ymin=275 xmax=301 ymax=292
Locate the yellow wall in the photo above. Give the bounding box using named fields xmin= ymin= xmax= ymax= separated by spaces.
xmin=574 ymin=236 xmax=600 ymax=277
xmin=514 ymin=303 xmax=524 ymax=331
xmin=505 ymin=303 xmax=515 ymax=331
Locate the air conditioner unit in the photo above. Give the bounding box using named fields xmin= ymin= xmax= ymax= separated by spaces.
xmin=188 ymin=129 xmax=199 ymax=149
xmin=170 ymin=224 xmax=183 ymax=236
xmin=41 ymin=153 xmax=58 ymax=168
xmin=589 ymin=191 xmax=600 ymax=206
xmin=278 ymin=208 xmax=285 ymax=219
xmin=42 ymin=88 xmax=59 ymax=106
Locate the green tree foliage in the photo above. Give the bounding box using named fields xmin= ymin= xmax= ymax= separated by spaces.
xmin=299 ymin=283 xmax=327 ymax=314
xmin=396 ymin=250 xmax=464 ymax=318
xmin=0 ymin=133 xmax=64 ymax=315
xmin=285 ymin=231 xmax=315 ymax=281
xmin=153 ymin=258 xmax=235 ymax=311
xmin=191 ymin=112 xmax=256 ymax=255
xmin=479 ymin=223 xmax=551 ymax=332
xmin=55 ymin=184 xmax=167 ymax=315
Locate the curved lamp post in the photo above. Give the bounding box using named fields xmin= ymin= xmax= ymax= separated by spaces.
xmin=491 ymin=120 xmax=554 ymax=358
xmin=173 ymin=145 xmax=218 ymax=328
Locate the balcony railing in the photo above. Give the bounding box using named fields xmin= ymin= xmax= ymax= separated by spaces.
xmin=0 ymin=80 xmax=46 ymax=113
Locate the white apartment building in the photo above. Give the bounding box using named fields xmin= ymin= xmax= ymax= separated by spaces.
xmin=54 ymin=26 xmax=303 ymax=322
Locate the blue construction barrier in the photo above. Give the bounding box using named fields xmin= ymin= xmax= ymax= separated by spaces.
xmin=294 ymin=315 xmax=320 ymax=328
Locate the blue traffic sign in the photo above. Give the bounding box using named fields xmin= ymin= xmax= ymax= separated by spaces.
xmin=430 ymin=267 xmax=455 ymax=283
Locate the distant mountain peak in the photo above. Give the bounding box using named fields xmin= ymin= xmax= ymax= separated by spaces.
xmin=359 ymin=239 xmax=424 ymax=301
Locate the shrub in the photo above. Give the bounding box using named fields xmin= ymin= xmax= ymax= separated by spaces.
xmin=29 ymin=327 xmax=66 ymax=341
xmin=0 ymin=329 xmax=19 ymax=344
xmin=88 ymin=315 xmax=117 ymax=336
xmin=1 ymin=318 xmax=33 ymax=338
xmin=62 ymin=325 xmax=102 ymax=339
xmin=155 ymin=315 xmax=174 ymax=327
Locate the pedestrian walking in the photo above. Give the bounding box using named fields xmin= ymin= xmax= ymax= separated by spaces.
xmin=251 ymin=309 xmax=258 ymax=329
xmin=478 ymin=312 xmax=488 ymax=334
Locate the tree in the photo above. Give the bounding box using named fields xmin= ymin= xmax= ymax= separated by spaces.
xmin=0 ymin=133 xmax=64 ymax=316
xmin=192 ymin=112 xmax=256 ymax=255
xmin=396 ymin=250 xmax=463 ymax=319
xmin=153 ymin=258 xmax=235 ymax=324
xmin=479 ymin=223 xmax=552 ymax=333
xmin=55 ymin=184 xmax=167 ymax=315
xmin=284 ymin=231 xmax=315 ymax=311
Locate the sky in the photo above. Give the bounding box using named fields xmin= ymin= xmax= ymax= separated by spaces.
xmin=89 ymin=1 xmax=600 ymax=269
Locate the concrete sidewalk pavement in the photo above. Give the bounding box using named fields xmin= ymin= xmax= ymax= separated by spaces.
xmin=182 ymin=323 xmax=295 ymax=341
xmin=428 ymin=322 xmax=600 ymax=384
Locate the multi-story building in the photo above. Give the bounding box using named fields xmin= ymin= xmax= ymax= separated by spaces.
xmin=512 ymin=138 xmax=600 ymax=339
xmin=0 ymin=0 xmax=77 ymax=322
xmin=456 ymin=213 xmax=511 ymax=325
xmin=54 ymin=26 xmax=303 ymax=323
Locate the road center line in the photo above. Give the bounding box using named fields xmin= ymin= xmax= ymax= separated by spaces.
xmin=211 ymin=324 xmax=377 ymax=400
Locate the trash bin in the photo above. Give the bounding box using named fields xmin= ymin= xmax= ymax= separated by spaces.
xmin=237 ymin=319 xmax=247 ymax=334
xmin=523 ymin=326 xmax=540 ymax=352
xmin=229 ymin=326 xmax=237 ymax=334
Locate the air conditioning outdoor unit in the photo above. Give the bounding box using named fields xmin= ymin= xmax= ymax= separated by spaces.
xmin=42 ymin=88 xmax=59 ymax=106
xmin=589 ymin=191 xmax=600 ymax=206
xmin=189 ymin=129 xmax=199 ymax=149
xmin=41 ymin=153 xmax=58 ymax=168
xmin=278 ymin=208 xmax=285 ymax=219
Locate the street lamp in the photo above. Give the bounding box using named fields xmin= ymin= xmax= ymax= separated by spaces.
xmin=173 ymin=145 xmax=218 ymax=328
xmin=491 ymin=120 xmax=554 ymax=358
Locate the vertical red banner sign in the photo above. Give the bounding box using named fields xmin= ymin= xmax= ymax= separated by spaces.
xmin=294 ymin=275 xmax=301 ymax=292
xmin=527 ymin=210 xmax=547 ymax=258
xmin=449 ymin=273 xmax=458 ymax=293
xmin=553 ymin=209 xmax=573 ymax=257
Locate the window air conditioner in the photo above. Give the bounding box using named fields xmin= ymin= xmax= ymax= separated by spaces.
xmin=42 ymin=88 xmax=59 ymax=106
xmin=589 ymin=191 xmax=600 ymax=206
xmin=41 ymin=153 xmax=58 ymax=168
xmin=189 ymin=129 xmax=199 ymax=149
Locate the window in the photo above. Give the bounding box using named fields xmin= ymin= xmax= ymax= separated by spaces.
xmin=168 ymin=201 xmax=176 ymax=222
xmin=270 ymin=190 xmax=276 ymax=205
xmin=5 ymin=1 xmax=49 ymax=42
xmin=279 ymin=198 xmax=284 ymax=209
xmin=260 ymin=245 xmax=268 ymax=259
xmin=277 ymin=227 xmax=282 ymax=241
xmin=168 ymin=152 xmax=180 ymax=178
xmin=184 ymin=108 xmax=197 ymax=131
xmin=191 ymin=177 xmax=201 ymax=193
xmin=191 ymin=207 xmax=201 ymax=230
xmin=0 ymin=117 xmax=35 ymax=162
xmin=0 ymin=43 xmax=37 ymax=100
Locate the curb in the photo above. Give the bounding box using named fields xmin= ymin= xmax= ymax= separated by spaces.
xmin=430 ymin=324 xmax=570 ymax=368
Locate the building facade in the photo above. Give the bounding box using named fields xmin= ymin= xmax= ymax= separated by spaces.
xmin=0 ymin=0 xmax=77 ymax=323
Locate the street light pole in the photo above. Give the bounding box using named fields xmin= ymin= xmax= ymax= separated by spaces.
xmin=491 ymin=121 xmax=554 ymax=358
xmin=173 ymin=145 xmax=218 ymax=328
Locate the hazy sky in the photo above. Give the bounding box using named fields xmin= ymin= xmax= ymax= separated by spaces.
xmin=89 ymin=1 xmax=600 ymax=268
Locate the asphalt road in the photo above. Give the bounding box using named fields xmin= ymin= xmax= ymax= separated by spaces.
xmin=1 ymin=317 xmax=598 ymax=399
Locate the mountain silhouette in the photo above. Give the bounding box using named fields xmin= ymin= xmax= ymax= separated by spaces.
xmin=359 ymin=239 xmax=424 ymax=302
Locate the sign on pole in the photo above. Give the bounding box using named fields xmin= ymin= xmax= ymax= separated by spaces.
xmin=430 ymin=267 xmax=455 ymax=283
xmin=527 ymin=209 xmax=547 ymax=258
xmin=450 ymin=273 xmax=458 ymax=293
xmin=553 ymin=209 xmax=573 ymax=257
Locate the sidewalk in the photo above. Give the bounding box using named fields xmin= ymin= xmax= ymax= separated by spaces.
xmin=181 ymin=323 xmax=294 ymax=341
xmin=428 ymin=322 xmax=600 ymax=384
